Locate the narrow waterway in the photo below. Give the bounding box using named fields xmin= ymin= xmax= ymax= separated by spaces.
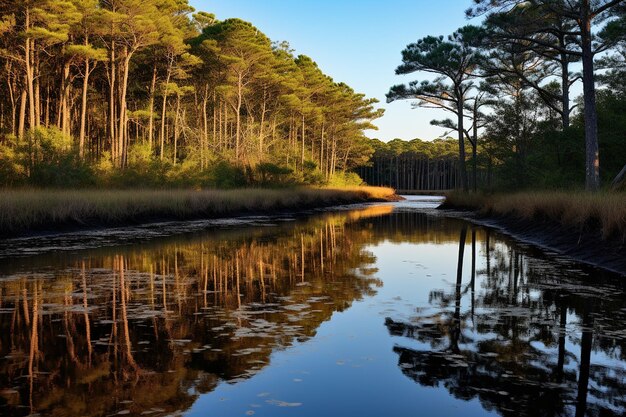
xmin=0 ymin=197 xmax=624 ymax=417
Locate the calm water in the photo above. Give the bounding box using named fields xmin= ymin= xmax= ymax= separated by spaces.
xmin=0 ymin=197 xmax=625 ymax=417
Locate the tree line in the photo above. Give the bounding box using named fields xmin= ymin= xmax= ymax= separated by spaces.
xmin=356 ymin=137 xmax=479 ymax=191
xmin=0 ymin=0 xmax=382 ymax=187
xmin=386 ymin=0 xmax=626 ymax=192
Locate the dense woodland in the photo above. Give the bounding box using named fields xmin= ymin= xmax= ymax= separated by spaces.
xmin=387 ymin=0 xmax=626 ymax=191
xmin=356 ymin=138 xmax=470 ymax=191
xmin=0 ymin=0 xmax=382 ymax=187
xmin=0 ymin=0 xmax=625 ymax=191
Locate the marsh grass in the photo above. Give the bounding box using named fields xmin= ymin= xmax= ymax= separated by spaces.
xmin=444 ymin=191 xmax=626 ymax=240
xmin=0 ymin=186 xmax=396 ymax=236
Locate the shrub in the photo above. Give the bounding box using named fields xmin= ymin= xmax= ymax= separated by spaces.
xmin=0 ymin=141 xmax=26 ymax=186
xmin=255 ymin=162 xmax=294 ymax=185
xmin=210 ymin=161 xmax=247 ymax=188
xmin=328 ymin=171 xmax=364 ymax=187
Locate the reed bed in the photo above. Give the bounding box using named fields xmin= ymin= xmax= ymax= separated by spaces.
xmin=0 ymin=186 xmax=397 ymax=236
xmin=443 ymin=191 xmax=626 ymax=240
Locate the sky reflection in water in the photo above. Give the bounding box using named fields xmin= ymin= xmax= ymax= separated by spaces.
xmin=0 ymin=198 xmax=624 ymax=417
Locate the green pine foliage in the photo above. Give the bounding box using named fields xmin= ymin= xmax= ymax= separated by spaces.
xmin=380 ymin=1 xmax=626 ymax=192
xmin=0 ymin=1 xmax=382 ymax=188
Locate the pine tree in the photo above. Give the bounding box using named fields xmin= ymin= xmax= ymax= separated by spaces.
xmin=387 ymin=26 xmax=484 ymax=191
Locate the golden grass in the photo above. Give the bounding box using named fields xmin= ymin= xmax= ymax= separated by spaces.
xmin=0 ymin=186 xmax=396 ymax=236
xmin=444 ymin=190 xmax=626 ymax=240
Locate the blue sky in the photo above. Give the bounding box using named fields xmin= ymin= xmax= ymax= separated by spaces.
xmin=189 ymin=1 xmax=478 ymax=142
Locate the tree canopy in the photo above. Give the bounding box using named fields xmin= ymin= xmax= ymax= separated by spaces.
xmin=0 ymin=0 xmax=383 ymax=187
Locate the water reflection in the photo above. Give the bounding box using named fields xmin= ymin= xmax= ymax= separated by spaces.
xmin=0 ymin=205 xmax=624 ymax=417
xmin=386 ymin=226 xmax=626 ymax=417
xmin=0 ymin=207 xmax=389 ymax=416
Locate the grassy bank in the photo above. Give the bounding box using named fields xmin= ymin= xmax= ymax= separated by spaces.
xmin=442 ymin=191 xmax=626 ymax=241
xmin=0 ymin=186 xmax=397 ymax=237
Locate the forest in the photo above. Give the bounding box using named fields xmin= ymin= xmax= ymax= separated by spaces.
xmin=386 ymin=0 xmax=626 ymax=192
xmin=0 ymin=0 xmax=625 ymax=193
xmin=0 ymin=0 xmax=382 ymax=188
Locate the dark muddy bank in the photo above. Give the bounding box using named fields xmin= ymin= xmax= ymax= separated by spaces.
xmin=438 ymin=203 xmax=626 ymax=276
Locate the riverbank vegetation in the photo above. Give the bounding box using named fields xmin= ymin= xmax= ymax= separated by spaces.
xmin=0 ymin=1 xmax=382 ymax=189
xmin=0 ymin=186 xmax=396 ymax=237
xmin=442 ymin=191 xmax=626 ymax=241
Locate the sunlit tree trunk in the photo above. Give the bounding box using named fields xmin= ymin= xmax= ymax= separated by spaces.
xmin=79 ymin=39 xmax=92 ymax=160
xmin=108 ymin=38 xmax=117 ymax=163
xmin=159 ymin=58 xmax=173 ymax=161
xmin=117 ymin=46 xmax=132 ymax=167
xmin=173 ymin=92 xmax=181 ymax=165
xmin=147 ymin=64 xmax=157 ymax=152
xmin=202 ymin=84 xmax=209 ymax=168
xmin=24 ymin=7 xmax=36 ymax=132
xmin=235 ymin=72 xmax=243 ymax=161
xmin=18 ymin=90 xmax=26 ymax=140
xmin=60 ymin=61 xmax=71 ymax=137
xmin=301 ymin=114 xmax=305 ymax=170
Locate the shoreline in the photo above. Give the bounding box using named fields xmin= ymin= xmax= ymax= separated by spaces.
xmin=438 ymin=201 xmax=626 ymax=276
xmin=0 ymin=187 xmax=400 ymax=239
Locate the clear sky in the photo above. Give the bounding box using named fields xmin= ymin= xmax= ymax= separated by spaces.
xmin=189 ymin=0 xmax=478 ymax=142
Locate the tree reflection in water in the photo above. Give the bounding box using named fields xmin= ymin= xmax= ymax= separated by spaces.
xmin=0 ymin=207 xmax=390 ymax=416
xmin=1 ymin=207 xmax=624 ymax=417
xmin=386 ymin=226 xmax=626 ymax=417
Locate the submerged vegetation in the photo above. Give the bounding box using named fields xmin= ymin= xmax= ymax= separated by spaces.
xmin=0 ymin=186 xmax=396 ymax=236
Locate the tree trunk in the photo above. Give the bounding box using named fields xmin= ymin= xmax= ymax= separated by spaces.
xmin=301 ymin=113 xmax=305 ymax=171
xmin=235 ymin=72 xmax=243 ymax=161
xmin=560 ymin=47 xmax=570 ymax=129
xmin=320 ymin=122 xmax=325 ymax=174
xmin=79 ymin=54 xmax=90 ymax=159
xmin=118 ymin=47 xmax=132 ymax=167
xmin=472 ymin=113 xmax=478 ymax=192
xmin=34 ymin=55 xmax=40 ymax=129
xmin=108 ymin=38 xmax=116 ymax=163
xmin=173 ymin=93 xmax=181 ymax=165
xmin=212 ymin=90 xmax=217 ymax=148
xmin=25 ymin=8 xmax=36 ymax=132
xmin=159 ymin=62 xmax=172 ymax=161
xmin=259 ymin=90 xmax=267 ymax=158
xmin=581 ymin=4 xmax=600 ymax=191
xmin=60 ymin=61 xmax=71 ymax=137
xmin=147 ymin=64 xmax=157 ymax=151
xmin=6 ymin=67 xmax=16 ymax=136
xmin=456 ymin=94 xmax=468 ymax=191
xmin=202 ymin=84 xmax=209 ymax=168
xmin=18 ymin=89 xmax=26 ymax=140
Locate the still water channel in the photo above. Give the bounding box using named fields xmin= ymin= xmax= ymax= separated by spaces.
xmin=0 ymin=197 xmax=624 ymax=417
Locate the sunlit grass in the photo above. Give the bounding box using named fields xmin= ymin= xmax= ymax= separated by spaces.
xmin=0 ymin=186 xmax=397 ymax=236
xmin=443 ymin=191 xmax=626 ymax=240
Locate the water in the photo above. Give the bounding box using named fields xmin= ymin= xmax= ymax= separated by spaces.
xmin=0 ymin=197 xmax=624 ymax=417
